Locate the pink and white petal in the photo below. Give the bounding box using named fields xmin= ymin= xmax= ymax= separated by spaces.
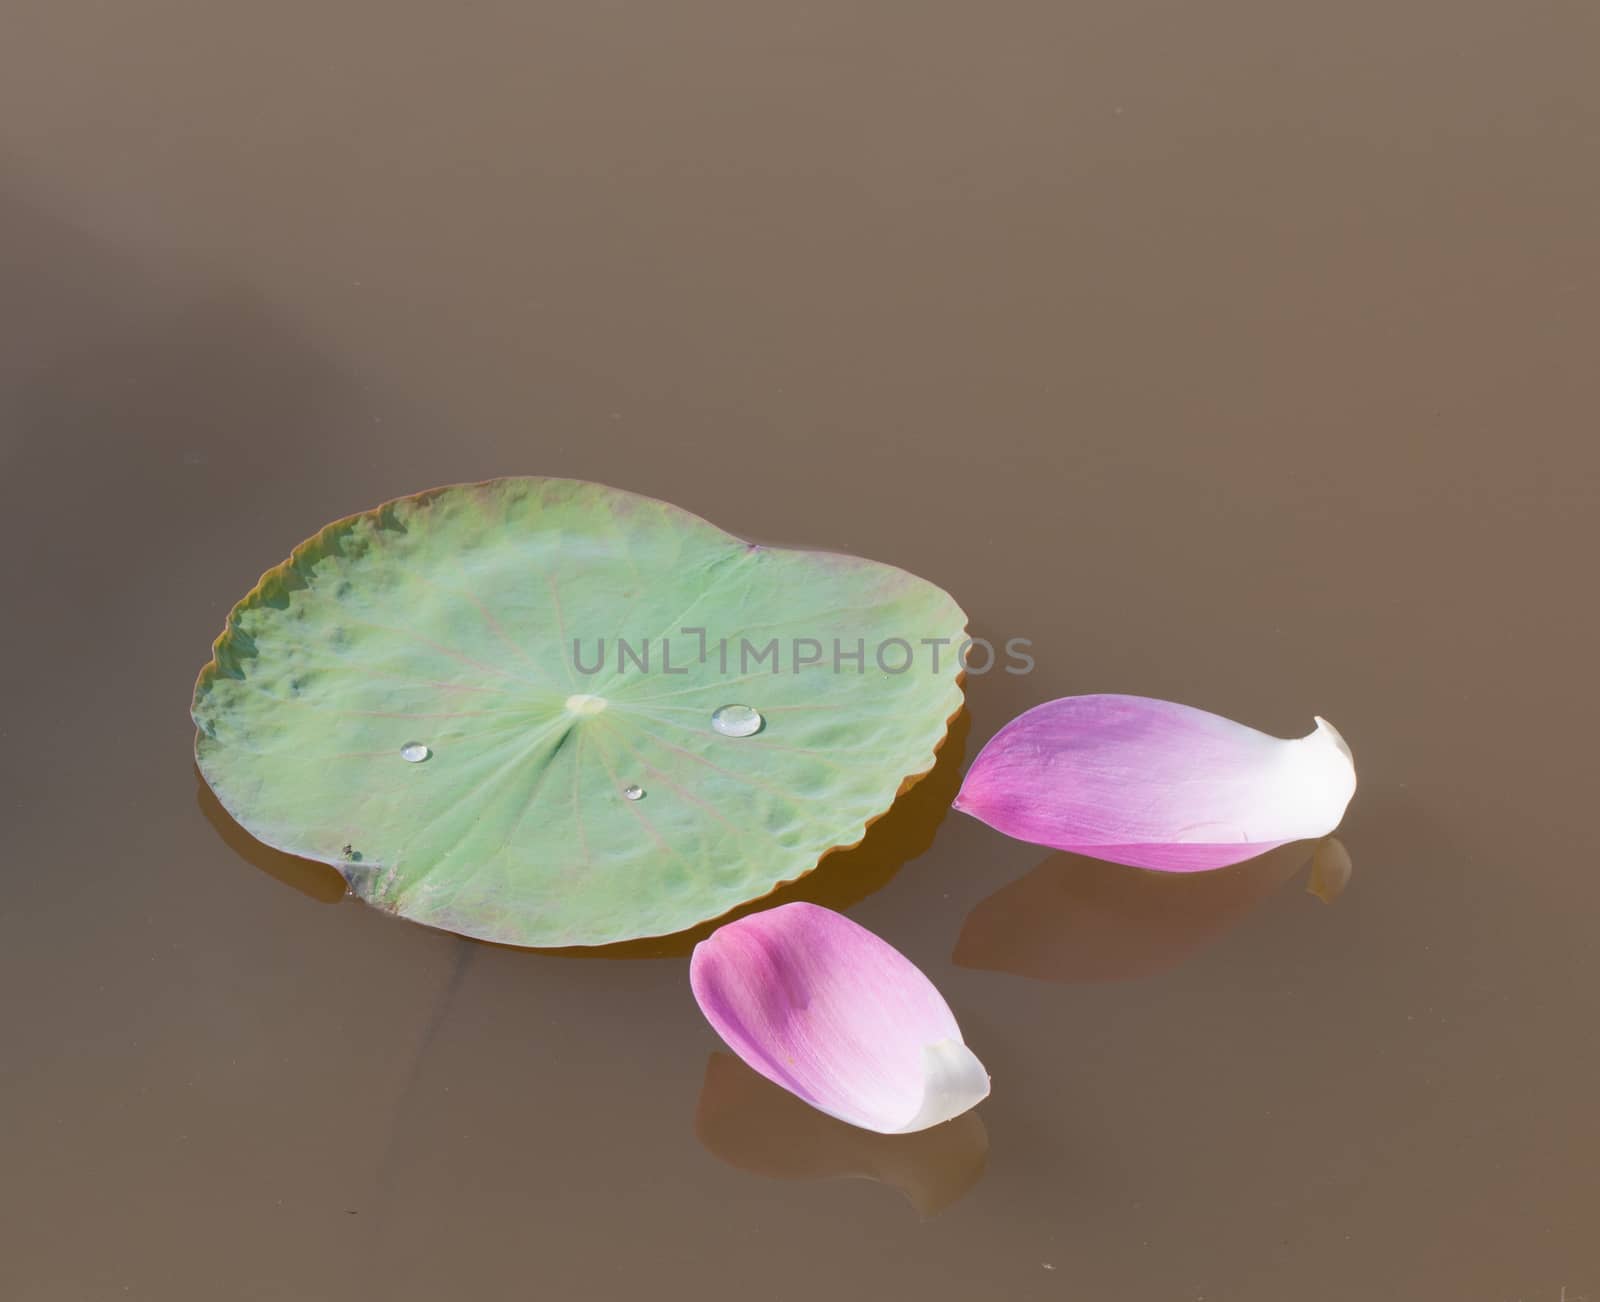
xmin=952 ymin=694 xmax=1356 ymax=871
xmin=690 ymin=902 xmax=990 ymax=1135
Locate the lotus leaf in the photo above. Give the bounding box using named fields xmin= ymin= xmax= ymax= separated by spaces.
xmin=193 ymin=478 xmax=966 ymax=946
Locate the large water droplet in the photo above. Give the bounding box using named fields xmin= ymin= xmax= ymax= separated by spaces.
xmin=400 ymin=742 xmax=431 ymax=763
xmin=622 ymin=784 xmax=645 ymax=801
xmin=710 ymin=704 xmax=763 ymax=738
xmin=565 ymin=693 xmax=608 ymax=715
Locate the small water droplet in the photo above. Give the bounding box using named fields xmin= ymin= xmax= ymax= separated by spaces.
xmin=622 ymin=784 xmax=645 ymax=801
xmin=711 ymin=704 xmax=763 ymax=738
xmin=400 ymin=742 xmax=431 ymax=763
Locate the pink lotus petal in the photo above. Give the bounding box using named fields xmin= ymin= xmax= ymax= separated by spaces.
xmin=689 ymin=903 xmax=990 ymax=1134
xmin=952 ymin=694 xmax=1356 ymax=871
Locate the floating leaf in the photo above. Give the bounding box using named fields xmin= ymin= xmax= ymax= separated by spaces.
xmin=953 ymin=694 xmax=1356 ymax=870
xmin=193 ymin=479 xmax=966 ymax=946
xmin=690 ymin=902 xmax=991 ymax=1133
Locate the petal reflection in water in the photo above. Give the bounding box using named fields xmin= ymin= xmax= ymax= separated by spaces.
xmin=954 ymin=837 xmax=1349 ymax=984
xmin=1306 ymin=836 xmax=1354 ymax=904
xmin=693 ymin=1052 xmax=988 ymax=1218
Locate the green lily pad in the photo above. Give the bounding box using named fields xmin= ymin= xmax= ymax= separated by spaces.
xmin=193 ymin=478 xmax=967 ymax=946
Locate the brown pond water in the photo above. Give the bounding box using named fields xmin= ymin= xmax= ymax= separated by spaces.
xmin=3 ymin=3 xmax=1598 ymax=1299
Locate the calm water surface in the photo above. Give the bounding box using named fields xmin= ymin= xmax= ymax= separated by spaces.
xmin=3 ymin=3 xmax=1597 ymax=1299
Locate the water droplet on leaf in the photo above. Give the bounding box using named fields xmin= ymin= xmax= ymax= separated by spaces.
xmin=400 ymin=742 xmax=431 ymax=763
xmin=622 ymin=784 xmax=645 ymax=801
xmin=711 ymin=704 xmax=763 ymax=738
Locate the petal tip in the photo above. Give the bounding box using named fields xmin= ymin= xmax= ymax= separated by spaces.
xmin=1311 ymin=715 xmax=1355 ymax=768
xmin=895 ymin=1039 xmax=991 ymax=1134
xmin=1305 ymin=716 xmax=1358 ymax=821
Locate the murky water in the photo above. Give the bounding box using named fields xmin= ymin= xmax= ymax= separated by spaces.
xmin=3 ymin=3 xmax=1597 ymax=1299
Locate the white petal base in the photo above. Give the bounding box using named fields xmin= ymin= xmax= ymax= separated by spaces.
xmin=1275 ymin=717 xmax=1359 ymax=839
xmin=893 ymin=1040 xmax=993 ymax=1134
